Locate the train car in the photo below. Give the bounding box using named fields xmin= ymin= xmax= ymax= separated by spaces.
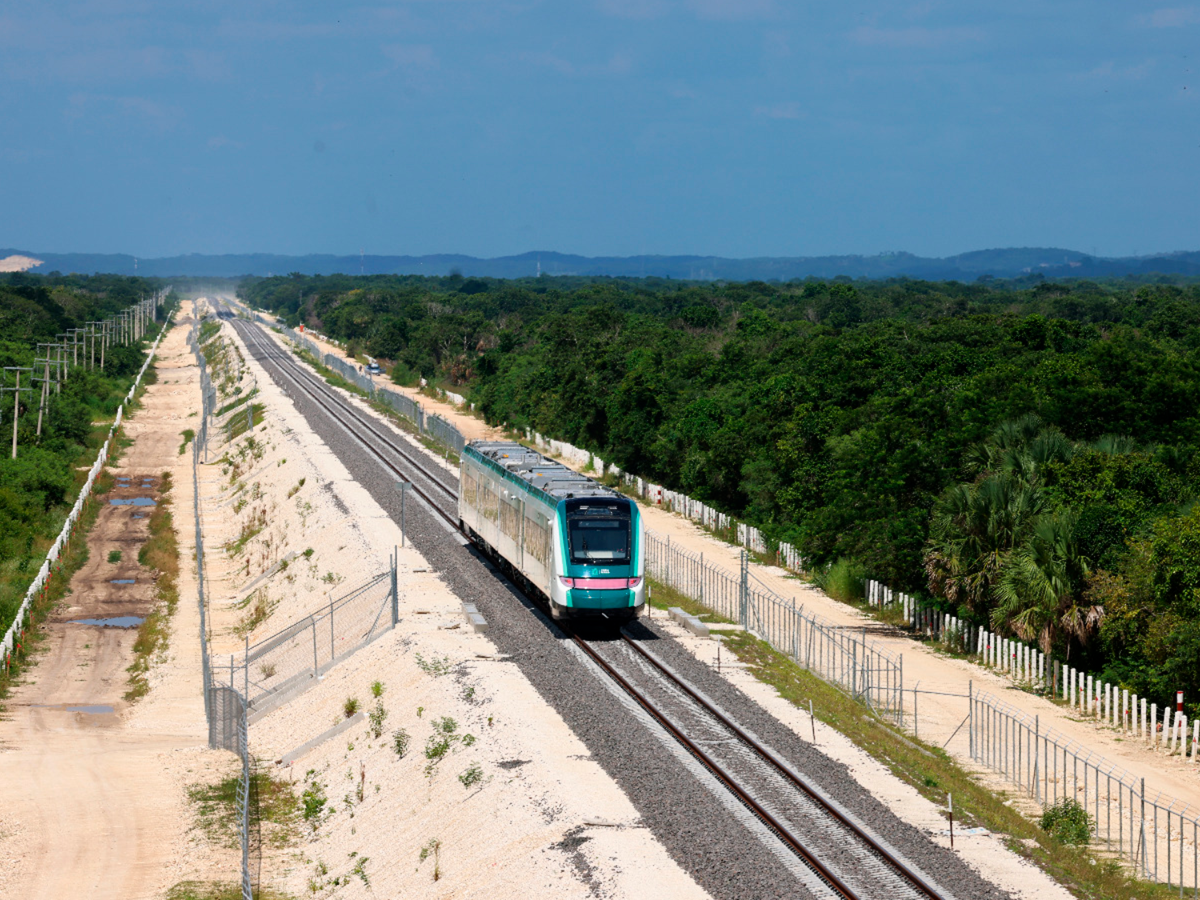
xmin=458 ymin=441 xmax=646 ymax=623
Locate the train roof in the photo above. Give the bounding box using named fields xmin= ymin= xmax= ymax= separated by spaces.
xmin=466 ymin=441 xmax=622 ymax=501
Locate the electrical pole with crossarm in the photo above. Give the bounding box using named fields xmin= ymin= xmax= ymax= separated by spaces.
xmin=2 ymin=367 xmax=33 ymax=459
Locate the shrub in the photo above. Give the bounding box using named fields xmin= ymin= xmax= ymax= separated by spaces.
xmin=343 ymin=697 xmax=360 ymax=718
xmin=816 ymin=557 xmax=866 ymax=604
xmin=392 ymin=728 xmax=410 ymax=757
xmin=1040 ymin=799 xmax=1092 ymax=845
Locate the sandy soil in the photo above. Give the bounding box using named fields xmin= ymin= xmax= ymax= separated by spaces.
xmin=0 ymin=310 xmax=213 ymax=900
xmin=197 ymin=305 xmax=711 ymax=900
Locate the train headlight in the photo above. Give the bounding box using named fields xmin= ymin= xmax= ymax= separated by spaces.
xmin=628 ymin=577 xmax=642 ymax=588
xmin=558 ymin=577 xmax=574 ymax=588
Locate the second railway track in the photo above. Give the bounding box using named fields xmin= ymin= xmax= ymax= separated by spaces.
xmin=225 ymin=303 xmax=959 ymax=900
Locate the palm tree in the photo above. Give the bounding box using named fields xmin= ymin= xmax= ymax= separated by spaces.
xmin=925 ymin=471 xmax=1047 ymax=612
xmin=991 ymin=511 xmax=1097 ymax=654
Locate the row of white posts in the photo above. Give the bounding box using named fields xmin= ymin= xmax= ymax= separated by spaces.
xmin=868 ymin=578 xmax=1051 ymax=685
xmin=867 ymin=578 xmax=1199 ymax=759
xmin=1061 ymin=667 xmax=1200 ymax=759
xmin=1 ymin=300 xmax=169 ymax=664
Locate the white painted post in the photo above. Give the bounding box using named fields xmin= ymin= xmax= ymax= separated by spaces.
xmin=1068 ymin=668 xmax=1074 ymax=706
xmin=1140 ymin=697 xmax=1146 ymax=739
xmin=1152 ymin=703 xmax=1158 ymax=746
xmin=1162 ymin=705 xmax=1171 ymax=748
xmin=1086 ymin=676 xmax=1094 ymax=716
xmin=1104 ymin=683 xmax=1111 ymax=725
xmin=1122 ymin=689 xmax=1129 ymax=731
xmin=1170 ymin=712 xmax=1180 ymax=753
xmin=1192 ymin=720 xmax=1199 ymax=761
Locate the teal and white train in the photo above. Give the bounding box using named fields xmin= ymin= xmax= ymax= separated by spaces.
xmin=458 ymin=441 xmax=646 ymax=624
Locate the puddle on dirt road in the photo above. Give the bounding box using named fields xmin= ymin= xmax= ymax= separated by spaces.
xmin=132 ymin=514 xmax=146 ymax=519
xmin=109 ymin=497 xmax=156 ymax=506
xmin=32 ymin=703 xmax=116 ymax=714
xmin=69 ymin=616 xmax=145 ymax=628
xmin=109 ymin=579 xmax=136 ymax=584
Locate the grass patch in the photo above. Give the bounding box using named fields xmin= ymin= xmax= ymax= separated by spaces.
xmin=127 ymin=471 xmax=178 ymax=702
xmin=107 ymin=550 xmax=122 ymax=564
xmin=812 ymin=557 xmax=866 ymax=604
xmin=646 ymin=576 xmax=736 ymax=624
xmin=179 ymin=429 xmax=195 ymax=455
xmin=166 ymin=882 xmax=291 ymax=900
xmin=225 ymin=520 xmax=265 ymax=558
xmin=228 ymin=402 xmax=265 ymax=441
xmin=233 ymin=588 xmax=276 ymax=637
xmin=187 ymin=770 xmax=300 ymax=851
xmin=721 ymin=629 xmax=1177 ymax=900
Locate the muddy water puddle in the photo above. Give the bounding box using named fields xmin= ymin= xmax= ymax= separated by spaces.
xmin=109 ymin=578 xmax=136 ymax=584
xmin=32 ymin=703 xmax=116 ymax=715
xmin=69 ymin=616 xmax=145 ymax=628
xmin=109 ymin=497 xmax=156 ymax=507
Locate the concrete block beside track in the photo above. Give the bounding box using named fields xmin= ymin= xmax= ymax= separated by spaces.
xmin=462 ymin=601 xmax=489 ymax=633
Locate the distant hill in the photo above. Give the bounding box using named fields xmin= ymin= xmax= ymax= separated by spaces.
xmin=5 ymin=246 xmax=1200 ymax=281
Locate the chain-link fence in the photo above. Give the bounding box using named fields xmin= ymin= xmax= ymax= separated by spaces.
xmin=265 ymin=319 xmax=467 ymax=457
xmin=970 ymin=689 xmax=1200 ymax=893
xmin=645 ymin=533 xmax=904 ymax=722
xmin=210 ymin=563 xmax=398 ymax=723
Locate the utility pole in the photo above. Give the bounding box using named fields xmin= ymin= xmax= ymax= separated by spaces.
xmin=3 ymin=368 xmax=33 ymax=459
xmin=32 ymin=351 xmax=58 ymax=437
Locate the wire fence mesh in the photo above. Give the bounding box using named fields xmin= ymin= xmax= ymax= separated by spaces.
xmin=209 ymin=566 xmax=398 ymax=722
xmin=644 ymin=533 xmax=904 ymax=723
xmin=970 ymin=689 xmax=1200 ymax=893
xmin=264 ymin=319 xmax=467 ymax=457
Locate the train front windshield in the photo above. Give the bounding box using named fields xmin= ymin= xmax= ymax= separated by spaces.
xmin=565 ymin=500 xmax=631 ymax=564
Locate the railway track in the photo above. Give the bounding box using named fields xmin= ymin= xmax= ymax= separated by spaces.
xmin=573 ymin=634 xmax=953 ymax=900
xmin=225 ymin=304 xmax=957 ymax=900
xmin=221 ymin=308 xmax=461 ymax=531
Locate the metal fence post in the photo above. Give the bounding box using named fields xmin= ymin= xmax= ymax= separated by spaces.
xmin=391 ymin=546 xmax=399 ymax=627
xmin=739 ymin=551 xmax=748 ymax=627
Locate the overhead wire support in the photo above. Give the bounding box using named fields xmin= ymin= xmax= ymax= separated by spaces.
xmin=2 ymin=367 xmax=34 ymax=459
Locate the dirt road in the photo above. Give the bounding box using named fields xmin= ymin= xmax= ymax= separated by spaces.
xmin=0 ymin=316 xmax=208 ymax=900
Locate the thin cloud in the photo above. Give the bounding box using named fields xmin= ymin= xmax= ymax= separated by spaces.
xmin=687 ymin=0 xmax=773 ymax=20
xmin=383 ymin=44 xmax=438 ymax=68
xmin=754 ymin=101 xmax=804 ymax=120
xmin=64 ymin=92 xmax=183 ymax=132
xmin=1145 ymin=7 xmax=1200 ymax=27
xmin=594 ymin=0 xmax=671 ymax=19
xmin=850 ymin=24 xmax=983 ymax=48
xmin=521 ymin=49 xmax=634 ymax=77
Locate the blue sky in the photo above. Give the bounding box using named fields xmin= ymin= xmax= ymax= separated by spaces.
xmin=1 ymin=1 xmax=1197 ymax=259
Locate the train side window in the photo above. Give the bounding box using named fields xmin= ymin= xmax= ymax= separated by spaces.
xmin=500 ymin=497 xmax=521 ymax=540
xmin=523 ymin=513 xmax=549 ymax=566
xmin=462 ymin=469 xmax=478 ymax=508
xmin=481 ymin=479 xmax=499 ymax=522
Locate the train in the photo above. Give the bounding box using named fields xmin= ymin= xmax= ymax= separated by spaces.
xmin=458 ymin=441 xmax=646 ymax=623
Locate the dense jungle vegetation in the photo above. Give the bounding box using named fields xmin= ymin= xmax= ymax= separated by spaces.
xmin=0 ymin=273 xmax=168 ymax=642
xmin=240 ymin=271 xmax=1200 ymax=710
